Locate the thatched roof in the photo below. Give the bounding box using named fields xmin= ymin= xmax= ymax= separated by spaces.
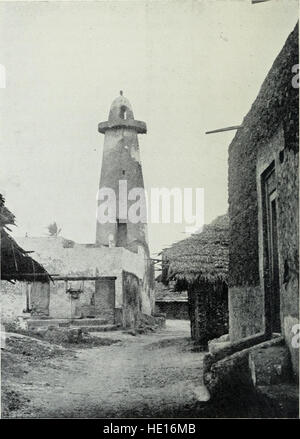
xmin=161 ymin=214 xmax=229 ymax=289
xmin=0 ymin=195 xmax=50 ymax=283
xmin=0 ymin=194 xmax=15 ymax=229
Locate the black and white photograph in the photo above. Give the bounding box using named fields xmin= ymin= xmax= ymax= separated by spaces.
xmin=0 ymin=0 xmax=299 ymax=421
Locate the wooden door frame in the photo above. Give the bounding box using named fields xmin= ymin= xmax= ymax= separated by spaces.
xmin=261 ymin=162 xmax=281 ymax=336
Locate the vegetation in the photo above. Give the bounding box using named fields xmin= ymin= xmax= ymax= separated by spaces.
xmin=47 ymin=221 xmax=61 ymax=237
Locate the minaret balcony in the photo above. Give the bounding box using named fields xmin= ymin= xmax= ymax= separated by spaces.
xmin=98 ymin=119 xmax=147 ymax=134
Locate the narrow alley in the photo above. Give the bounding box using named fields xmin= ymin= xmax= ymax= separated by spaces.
xmin=3 ymin=321 xmax=209 ymax=418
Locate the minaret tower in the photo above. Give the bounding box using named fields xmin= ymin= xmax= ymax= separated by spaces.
xmin=96 ymin=92 xmax=148 ymax=252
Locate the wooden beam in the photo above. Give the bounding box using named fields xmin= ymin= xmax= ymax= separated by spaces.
xmin=52 ymin=275 xmax=117 ymax=281
xmin=205 ymin=125 xmax=242 ymax=135
xmin=1 ymin=272 xmax=56 ymax=276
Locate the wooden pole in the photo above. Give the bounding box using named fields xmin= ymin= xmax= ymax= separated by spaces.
xmin=205 ymin=125 xmax=241 ymax=135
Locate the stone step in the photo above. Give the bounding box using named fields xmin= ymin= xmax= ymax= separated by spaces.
xmin=256 ymin=383 xmax=299 ymax=418
xmin=79 ymin=324 xmax=119 ymax=333
xmin=249 ymin=344 xmax=292 ymax=386
xmin=27 ymin=318 xmax=110 ymax=330
xmin=70 ymin=318 xmax=109 ymax=327
xmin=27 ymin=319 xmax=70 ymax=329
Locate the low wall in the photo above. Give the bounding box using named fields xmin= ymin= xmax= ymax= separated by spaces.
xmin=2 ymin=236 xmax=155 ymax=323
xmin=0 ymin=281 xmax=26 ymax=324
xmin=13 ymin=236 xmax=155 ymax=318
xmin=155 ymin=301 xmax=189 ymax=320
xmin=1 ymin=280 xmax=50 ymax=323
xmin=203 ymin=335 xmax=285 ymax=399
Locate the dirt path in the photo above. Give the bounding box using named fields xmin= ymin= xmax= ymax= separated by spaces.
xmin=3 ymin=320 xmax=207 ymax=418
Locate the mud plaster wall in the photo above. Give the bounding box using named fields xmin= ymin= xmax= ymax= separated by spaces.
xmin=256 ymin=127 xmax=299 ymax=375
xmin=49 ymin=279 xmax=96 ymax=319
xmin=1 ymin=280 xmax=50 ymax=321
xmin=276 ymin=147 xmax=299 ymax=376
xmin=94 ymin=278 xmax=116 ymax=323
xmin=122 ymin=271 xmax=142 ymax=328
xmin=228 ymin=24 xmax=298 ymax=374
xmin=30 ymin=282 xmax=50 ymax=316
xmin=122 ymin=244 xmax=154 ymax=315
xmin=4 ymin=236 xmax=154 ymax=319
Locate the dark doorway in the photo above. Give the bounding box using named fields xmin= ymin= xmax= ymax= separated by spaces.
xmin=120 ymin=105 xmax=127 ymax=119
xmin=262 ymin=164 xmax=281 ymax=334
xmin=94 ymin=278 xmax=115 ymax=323
xmin=116 ymin=220 xmax=127 ymax=247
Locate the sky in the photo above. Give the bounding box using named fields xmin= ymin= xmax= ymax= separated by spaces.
xmin=0 ymin=0 xmax=298 ymax=256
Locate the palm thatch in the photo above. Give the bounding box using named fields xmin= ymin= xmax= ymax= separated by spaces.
xmin=0 ymin=195 xmax=50 ymax=283
xmin=162 ymin=214 xmax=229 ymax=289
xmin=0 ymin=194 xmax=15 ymax=229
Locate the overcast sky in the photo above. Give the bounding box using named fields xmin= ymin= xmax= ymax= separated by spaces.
xmin=0 ymin=0 xmax=298 ymax=255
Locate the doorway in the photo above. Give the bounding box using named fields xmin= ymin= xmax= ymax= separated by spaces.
xmin=262 ymin=163 xmax=281 ymax=334
xmin=94 ymin=278 xmax=115 ymax=323
xmin=116 ymin=220 xmax=127 ymax=247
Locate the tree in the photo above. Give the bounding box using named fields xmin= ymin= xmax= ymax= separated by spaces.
xmin=47 ymin=221 xmax=61 ymax=237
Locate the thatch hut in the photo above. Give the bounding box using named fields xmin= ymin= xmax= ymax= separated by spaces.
xmin=161 ymin=214 xmax=229 ymax=345
xmin=154 ymin=280 xmax=189 ymax=320
xmin=0 ymin=194 xmax=50 ymax=283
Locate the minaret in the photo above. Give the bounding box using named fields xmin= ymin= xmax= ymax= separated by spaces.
xmin=96 ymin=92 xmax=148 ymax=252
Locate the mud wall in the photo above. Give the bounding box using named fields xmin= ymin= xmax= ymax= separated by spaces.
xmin=228 ymin=24 xmax=299 ymax=376
xmin=122 ymin=271 xmax=142 ymax=328
xmin=1 ymin=281 xmax=50 ymax=322
xmin=30 ymin=282 xmax=50 ymax=317
xmin=48 ymin=279 xmax=96 ymax=319
xmin=94 ymin=278 xmax=115 ymax=323
xmin=276 ymin=142 xmax=299 ymax=376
